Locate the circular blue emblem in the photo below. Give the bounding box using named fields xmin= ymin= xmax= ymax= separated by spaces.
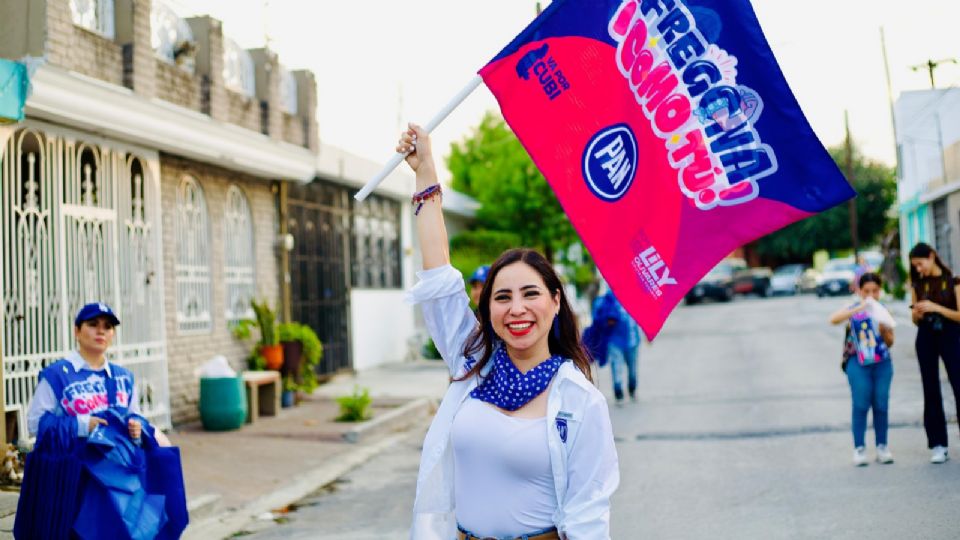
xmin=582 ymin=124 xmax=638 ymax=202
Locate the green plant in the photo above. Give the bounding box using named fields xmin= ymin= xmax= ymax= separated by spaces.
xmin=277 ymin=322 xmax=324 ymax=393
xmin=283 ymin=376 xmax=298 ymax=392
xmin=335 ymin=386 xmax=372 ymax=422
xmin=421 ymin=337 xmax=441 ymax=360
xmin=250 ymin=300 xmax=278 ymax=345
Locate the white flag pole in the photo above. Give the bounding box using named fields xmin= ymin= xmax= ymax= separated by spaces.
xmin=354 ymin=75 xmax=484 ymax=202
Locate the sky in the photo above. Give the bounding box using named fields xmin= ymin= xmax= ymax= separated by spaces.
xmin=171 ymin=0 xmax=960 ymax=183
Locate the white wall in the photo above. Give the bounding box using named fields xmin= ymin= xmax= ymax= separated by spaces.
xmin=896 ymin=88 xmax=960 ymax=201
xmin=350 ymin=289 xmax=415 ymax=370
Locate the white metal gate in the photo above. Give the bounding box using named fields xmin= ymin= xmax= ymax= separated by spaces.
xmin=1 ymin=121 xmax=171 ymax=441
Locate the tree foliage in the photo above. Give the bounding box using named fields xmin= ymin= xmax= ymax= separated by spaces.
xmin=755 ymin=145 xmax=896 ymax=261
xmin=447 ymin=112 xmax=578 ymax=261
xmin=448 ymin=229 xmax=521 ymax=283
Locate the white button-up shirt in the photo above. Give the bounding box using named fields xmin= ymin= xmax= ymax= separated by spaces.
xmin=408 ymin=265 xmax=620 ymax=540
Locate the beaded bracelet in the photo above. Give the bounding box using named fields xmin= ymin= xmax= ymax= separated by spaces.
xmin=412 ymin=184 xmax=443 ymax=216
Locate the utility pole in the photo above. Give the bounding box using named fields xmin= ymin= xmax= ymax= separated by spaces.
xmin=879 ymin=28 xmax=899 ymax=175
xmin=910 ymin=58 xmax=958 ymax=89
xmin=845 ymin=111 xmax=859 ymax=260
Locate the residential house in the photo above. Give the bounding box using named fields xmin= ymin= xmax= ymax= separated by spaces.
xmin=0 ymin=0 xmax=474 ymax=443
xmin=895 ymin=89 xmax=960 ymax=268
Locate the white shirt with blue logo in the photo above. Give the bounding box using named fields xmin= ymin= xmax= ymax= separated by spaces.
xmin=407 ymin=265 xmax=620 ymax=540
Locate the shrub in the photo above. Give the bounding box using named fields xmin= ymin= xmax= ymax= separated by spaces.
xmin=278 ymin=322 xmax=324 ymax=393
xmin=422 ymin=337 xmax=441 ymax=360
xmin=335 ymin=386 xmax=372 ymax=422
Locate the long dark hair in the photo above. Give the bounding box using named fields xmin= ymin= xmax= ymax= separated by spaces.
xmin=456 ymin=248 xmax=593 ymax=383
xmin=908 ymin=242 xmax=952 ymax=286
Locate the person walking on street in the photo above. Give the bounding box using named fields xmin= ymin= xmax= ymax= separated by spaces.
xmin=829 ymin=273 xmax=896 ymax=466
xmin=398 ymin=124 xmax=619 ymax=540
xmin=908 ymin=242 xmax=960 ymax=464
xmin=592 ymin=290 xmax=641 ymax=405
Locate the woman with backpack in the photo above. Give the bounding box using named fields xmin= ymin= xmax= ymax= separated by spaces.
xmin=829 ymin=273 xmax=896 ymax=466
xmin=909 ymin=242 xmax=960 ymax=464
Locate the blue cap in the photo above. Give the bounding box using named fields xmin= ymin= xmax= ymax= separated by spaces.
xmin=74 ymin=302 xmax=120 ymax=327
xmin=469 ymin=265 xmax=490 ymax=284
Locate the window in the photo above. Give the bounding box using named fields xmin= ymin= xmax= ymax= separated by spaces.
xmin=350 ymin=195 xmax=401 ymax=288
xmin=222 ymin=37 xmax=255 ymax=96
xmin=70 ymin=0 xmax=115 ymax=39
xmin=224 ymin=185 xmax=256 ymax=326
xmin=151 ymin=1 xmax=195 ymax=72
xmin=175 ymin=177 xmax=212 ymax=333
xmin=279 ymin=65 xmax=298 ymax=114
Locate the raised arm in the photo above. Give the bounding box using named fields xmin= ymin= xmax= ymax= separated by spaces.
xmin=828 ymin=301 xmax=865 ymax=325
xmin=398 ymin=124 xmax=448 ymax=270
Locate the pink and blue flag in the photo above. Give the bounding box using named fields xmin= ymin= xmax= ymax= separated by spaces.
xmin=478 ymin=0 xmax=855 ymax=339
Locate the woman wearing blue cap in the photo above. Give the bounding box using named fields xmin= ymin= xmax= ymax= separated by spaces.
xmin=399 ymin=125 xmax=618 ymax=540
xmin=25 ymin=302 xmax=164 ymax=444
xmin=468 ymin=265 xmax=490 ymax=309
xmin=15 ymin=302 xmax=187 ymax=539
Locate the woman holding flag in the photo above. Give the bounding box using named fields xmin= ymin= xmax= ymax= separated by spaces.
xmin=399 ymin=124 xmax=619 ymax=540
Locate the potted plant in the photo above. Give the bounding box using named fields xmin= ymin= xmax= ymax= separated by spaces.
xmin=281 ymin=376 xmax=297 ymax=408
xmin=233 ymin=300 xmax=283 ymax=371
xmin=276 ymin=321 xmax=323 ymax=396
xmin=278 ymin=322 xmax=305 ymax=382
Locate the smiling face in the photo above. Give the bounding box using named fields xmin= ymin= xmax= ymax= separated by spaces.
xmin=74 ymin=316 xmax=115 ymax=358
xmin=488 ymin=261 xmax=561 ymax=362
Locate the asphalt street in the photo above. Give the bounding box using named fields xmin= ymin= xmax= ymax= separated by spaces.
xmin=240 ymin=293 xmax=960 ymax=539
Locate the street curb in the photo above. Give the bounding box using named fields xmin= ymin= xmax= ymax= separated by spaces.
xmin=343 ymin=397 xmax=435 ymax=444
xmin=181 ymin=428 xmax=418 ymax=540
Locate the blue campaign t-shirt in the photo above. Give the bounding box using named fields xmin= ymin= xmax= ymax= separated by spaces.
xmin=39 ymin=358 xmax=136 ymax=418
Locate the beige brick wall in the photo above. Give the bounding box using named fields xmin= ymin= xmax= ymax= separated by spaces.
xmin=293 ymin=70 xmax=318 ymax=152
xmin=155 ymin=60 xmax=201 ymax=111
xmin=122 ymin=0 xmax=156 ymax=97
xmin=160 ymin=155 xmax=280 ymax=424
xmin=45 ymin=0 xmax=124 ymax=86
xmin=226 ymin=90 xmax=262 ymax=133
xmin=281 ymin=113 xmax=306 ymax=147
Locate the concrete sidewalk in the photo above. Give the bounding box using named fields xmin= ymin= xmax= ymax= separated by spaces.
xmin=0 ymin=359 xmax=451 ymax=540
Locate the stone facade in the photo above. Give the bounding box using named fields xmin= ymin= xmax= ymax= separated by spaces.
xmin=45 ymin=0 xmax=124 ymax=86
xmin=281 ymin=113 xmax=306 ymax=148
xmin=155 ymin=59 xmax=201 ymax=111
xmin=226 ymin=90 xmax=262 ymax=133
xmin=160 ymin=155 xmax=280 ymax=424
xmin=116 ymin=0 xmax=156 ymax=97
xmin=0 ymin=1 xmax=318 ymax=148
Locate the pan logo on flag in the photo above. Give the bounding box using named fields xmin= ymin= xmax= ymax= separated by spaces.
xmin=582 ymin=123 xmax=638 ymax=202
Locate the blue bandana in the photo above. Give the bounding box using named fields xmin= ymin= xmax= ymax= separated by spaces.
xmin=470 ymin=347 xmax=565 ymax=411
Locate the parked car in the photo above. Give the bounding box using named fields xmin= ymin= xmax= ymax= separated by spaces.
xmin=686 ymin=261 xmax=736 ymax=304
xmin=816 ymin=258 xmax=858 ymax=297
xmin=733 ymin=267 xmax=772 ymax=297
xmin=769 ymin=264 xmax=807 ymax=295
xmin=799 ymin=268 xmax=821 ymax=293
